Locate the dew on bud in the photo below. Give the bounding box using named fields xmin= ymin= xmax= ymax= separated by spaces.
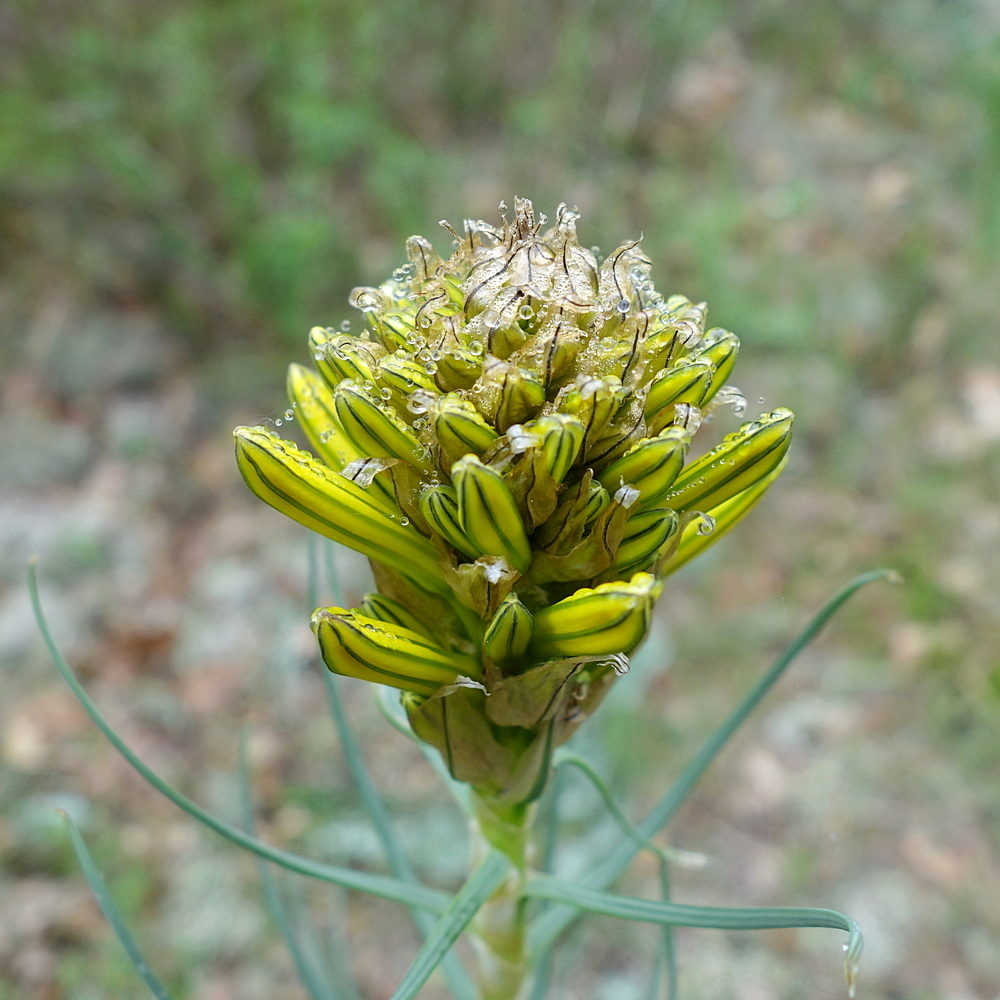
xmin=694 ymin=512 xmax=716 ymax=536
xmin=518 ymin=304 xmax=534 ymax=320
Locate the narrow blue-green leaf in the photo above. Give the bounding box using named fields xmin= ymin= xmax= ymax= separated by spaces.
xmin=527 ymin=876 xmax=862 ymax=997
xmin=29 ymin=560 xmax=447 ymax=914
xmin=390 ymin=851 xmax=511 ymax=1000
xmin=61 ymin=812 xmax=172 ymax=1000
xmin=529 ymin=570 xmax=894 ymax=959
xmin=238 ymin=734 xmax=341 ymax=1000
xmin=310 ymin=537 xmax=476 ymax=1000
xmin=552 ymin=754 xmax=676 ymax=1000
xmin=322 ymin=673 xmax=477 ymax=1000
xmin=526 ymin=766 xmax=564 ymax=1000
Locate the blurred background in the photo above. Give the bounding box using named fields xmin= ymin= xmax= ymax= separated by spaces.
xmin=3 ymin=0 xmax=999 ymax=997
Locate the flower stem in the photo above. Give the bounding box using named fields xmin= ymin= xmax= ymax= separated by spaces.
xmin=469 ymin=792 xmax=535 ymax=1000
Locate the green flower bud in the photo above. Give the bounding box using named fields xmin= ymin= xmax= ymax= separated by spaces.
xmin=659 ymin=456 xmax=788 ymax=577
xmin=433 ymin=345 xmax=484 ymax=392
xmin=556 ymin=376 xmax=627 ymax=456
xmin=472 ymin=356 xmax=546 ymax=431
xmin=687 ymin=328 xmax=740 ymax=399
xmin=309 ymin=327 xmax=386 ymax=390
xmin=234 ymin=426 xmax=445 ymax=587
xmin=427 ymin=394 xmax=500 ymax=469
xmin=453 ymin=455 xmax=533 ymax=573
xmin=529 ymin=572 xmax=662 ymax=661
xmin=334 ymin=380 xmax=432 ymax=472
xmin=419 ymin=484 xmax=480 ymax=561
xmin=312 ymin=607 xmax=479 ymax=695
xmin=614 ymin=508 xmax=680 ymax=574
xmin=482 ymin=593 xmax=535 ymax=669
xmin=376 ymin=353 xmax=438 ymax=415
xmin=597 ymin=425 xmax=692 ymax=508
xmin=643 ymin=358 xmax=715 ymax=427
xmin=285 ymin=363 xmax=361 ymax=471
xmin=360 ymin=592 xmax=436 ymax=639
xmin=662 ymin=408 xmax=794 ymax=515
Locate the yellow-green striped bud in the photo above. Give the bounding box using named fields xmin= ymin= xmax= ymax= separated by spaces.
xmin=557 ymin=376 xmax=628 ymax=455
xmin=644 ymin=358 xmax=715 ymax=429
xmin=687 ymin=329 xmax=740 ymax=399
xmin=662 ymin=408 xmax=793 ymax=514
xmin=309 ymin=327 xmax=386 ymax=390
xmin=529 ymin=572 xmax=662 ymax=661
xmin=312 ymin=607 xmax=479 ymax=695
xmin=472 ymin=356 xmax=546 ymax=430
xmin=453 ymin=455 xmax=533 ymax=573
xmin=376 ymin=354 xmax=438 ymax=415
xmin=418 ymin=484 xmax=480 ymax=561
xmin=598 ymin=425 xmax=692 ymax=508
xmin=614 ymin=508 xmax=679 ymax=574
xmin=482 ymin=593 xmax=535 ymax=669
xmin=359 ymin=592 xmax=435 ymax=640
xmin=434 ymin=345 xmax=484 ymax=392
xmin=512 ymin=312 xmax=585 ymax=387
xmin=285 ymin=363 xmax=361 ymax=471
xmin=472 ymin=305 xmax=529 ymax=359
xmin=659 ymin=456 xmax=788 ymax=577
xmin=334 ymin=381 xmax=432 ymax=472
xmin=234 ymin=426 xmax=445 ymax=587
xmin=427 ymin=394 xmax=499 ymax=469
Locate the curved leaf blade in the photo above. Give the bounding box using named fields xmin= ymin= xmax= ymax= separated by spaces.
xmin=61 ymin=812 xmax=172 ymax=1000
xmin=390 ymin=851 xmax=511 ymax=1000
xmin=29 ymin=560 xmax=448 ymax=914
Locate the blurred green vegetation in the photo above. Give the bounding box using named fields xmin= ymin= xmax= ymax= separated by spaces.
xmin=4 ymin=0 xmax=996 ymax=358
xmin=4 ymin=0 xmax=1000 ymax=996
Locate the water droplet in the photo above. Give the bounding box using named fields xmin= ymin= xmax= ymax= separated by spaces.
xmin=283 ymin=409 xmax=294 ymax=421
xmin=400 ymin=516 xmax=410 ymax=526
xmin=419 ymin=316 xmax=432 ymax=328
xmin=380 ymin=387 xmax=392 ymax=400
xmin=424 ymin=361 xmax=439 ymax=374
xmin=274 ymin=418 xmax=282 ymax=427
xmin=340 ymin=320 xmax=352 ymax=332
xmin=518 ymin=304 xmax=534 ymax=320
xmin=363 ymin=380 xmax=374 ymax=392
xmin=617 ymin=299 xmax=630 ymax=314
xmin=695 ymin=512 xmax=716 ymax=536
xmin=758 ymin=396 xmax=765 ymax=404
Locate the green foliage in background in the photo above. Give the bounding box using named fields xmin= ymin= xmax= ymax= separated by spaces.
xmin=3 ymin=0 xmax=996 ymax=357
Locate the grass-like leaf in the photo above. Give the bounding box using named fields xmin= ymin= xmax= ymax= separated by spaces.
xmin=61 ymin=811 xmax=172 ymax=1000
xmin=390 ymin=851 xmax=511 ymax=1000
xmin=238 ymin=734 xmax=343 ymax=1000
xmin=311 ymin=538 xmax=477 ymax=1000
xmin=29 ymin=559 xmax=448 ymax=914
xmin=552 ymin=753 xmax=677 ymax=1000
xmin=525 ymin=876 xmax=862 ymax=997
xmin=529 ymin=569 xmax=895 ymax=978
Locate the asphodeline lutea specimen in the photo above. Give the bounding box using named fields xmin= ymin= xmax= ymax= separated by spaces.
xmin=234 ymin=198 xmax=792 ymax=998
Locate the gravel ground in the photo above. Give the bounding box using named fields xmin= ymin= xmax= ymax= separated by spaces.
xmin=2 ymin=295 xmax=998 ymax=1000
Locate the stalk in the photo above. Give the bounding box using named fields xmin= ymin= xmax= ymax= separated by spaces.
xmin=469 ymin=792 xmax=536 ymax=1000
